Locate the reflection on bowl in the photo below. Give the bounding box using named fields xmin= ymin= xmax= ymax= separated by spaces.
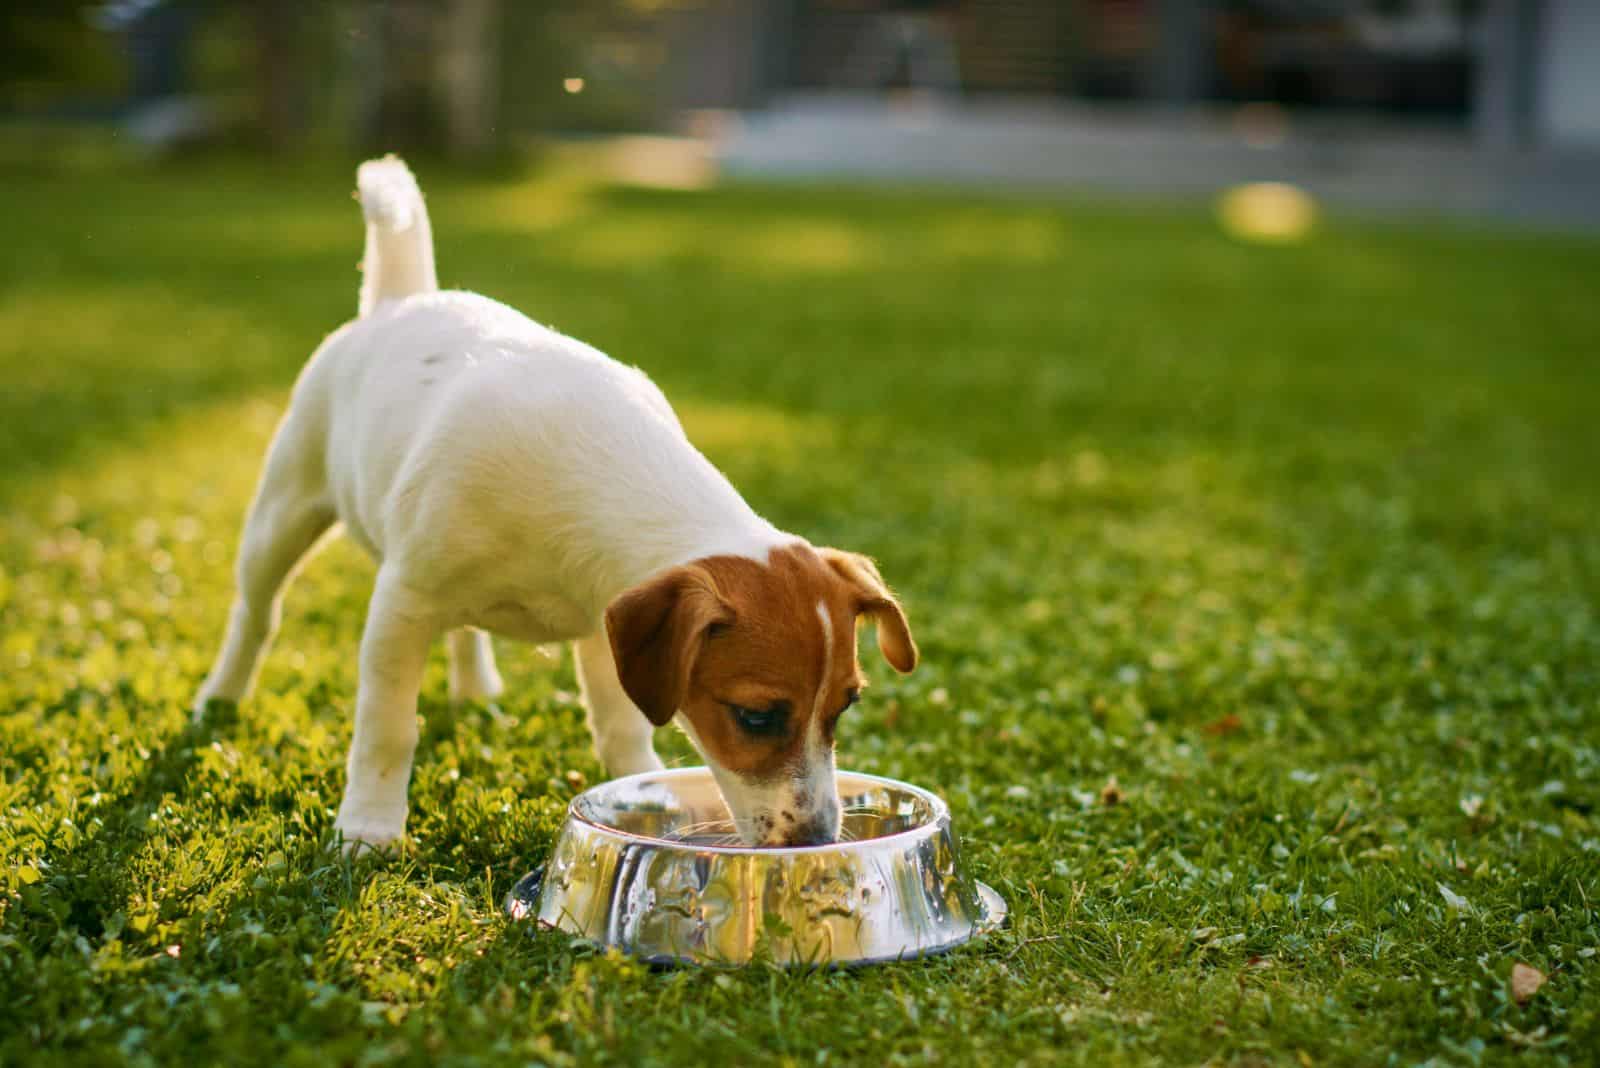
xmin=507 ymin=768 xmax=1006 ymax=966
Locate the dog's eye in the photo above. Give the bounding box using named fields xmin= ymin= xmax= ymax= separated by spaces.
xmin=729 ymin=703 xmax=789 ymax=738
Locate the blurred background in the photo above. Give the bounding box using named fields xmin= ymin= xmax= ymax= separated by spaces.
xmin=4 ymin=0 xmax=1597 ymax=229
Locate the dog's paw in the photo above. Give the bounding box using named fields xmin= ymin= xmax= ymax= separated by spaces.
xmin=336 ymin=834 xmax=403 ymax=860
xmin=334 ymin=797 xmax=407 ymax=858
xmin=191 ymin=681 xmax=236 ymax=723
xmin=333 ymin=818 xmax=406 ymax=858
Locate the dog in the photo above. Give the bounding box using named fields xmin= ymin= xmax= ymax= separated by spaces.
xmin=194 ymin=157 xmax=917 ymax=851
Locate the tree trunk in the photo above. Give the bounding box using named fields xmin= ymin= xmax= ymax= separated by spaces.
xmin=439 ymin=0 xmax=501 ymax=158
xmin=252 ymin=0 xmax=300 ymax=150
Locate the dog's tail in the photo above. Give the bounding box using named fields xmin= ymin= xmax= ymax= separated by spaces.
xmin=356 ymin=155 xmax=438 ymax=317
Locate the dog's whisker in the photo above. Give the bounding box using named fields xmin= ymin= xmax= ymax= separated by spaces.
xmin=669 ymin=818 xmax=737 ymax=836
xmin=666 ymin=818 xmax=745 ymax=843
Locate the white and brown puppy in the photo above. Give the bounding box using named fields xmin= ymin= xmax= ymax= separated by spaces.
xmin=194 ymin=157 xmax=917 ymax=851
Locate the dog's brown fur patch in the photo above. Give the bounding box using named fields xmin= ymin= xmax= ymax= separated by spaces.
xmin=605 ymin=544 xmax=916 ymax=780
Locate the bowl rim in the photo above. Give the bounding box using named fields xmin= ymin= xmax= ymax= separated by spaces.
xmin=565 ymin=766 xmax=954 ymax=857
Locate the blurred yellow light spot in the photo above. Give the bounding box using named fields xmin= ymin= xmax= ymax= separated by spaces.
xmin=1218 ymin=182 xmax=1317 ymax=245
xmin=563 ymin=77 xmax=585 ymax=94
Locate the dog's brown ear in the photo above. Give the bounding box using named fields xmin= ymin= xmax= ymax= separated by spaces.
xmin=819 ymin=549 xmax=918 ymax=674
xmin=605 ymin=565 xmax=733 ymax=726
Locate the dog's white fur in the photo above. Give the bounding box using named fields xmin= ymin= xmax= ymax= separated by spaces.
xmin=194 ymin=157 xmax=814 ymax=850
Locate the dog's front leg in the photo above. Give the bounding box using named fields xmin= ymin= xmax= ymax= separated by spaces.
xmin=334 ymin=570 xmax=439 ymax=853
xmin=574 ymin=632 xmax=664 ymax=777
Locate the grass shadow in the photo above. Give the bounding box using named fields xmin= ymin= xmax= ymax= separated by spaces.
xmin=10 ymin=700 xmax=247 ymax=945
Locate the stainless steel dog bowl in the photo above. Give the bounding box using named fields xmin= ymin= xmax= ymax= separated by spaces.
xmin=506 ymin=767 xmax=1006 ymax=966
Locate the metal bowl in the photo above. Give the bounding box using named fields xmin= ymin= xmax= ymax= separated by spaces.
xmin=506 ymin=767 xmax=1006 ymax=966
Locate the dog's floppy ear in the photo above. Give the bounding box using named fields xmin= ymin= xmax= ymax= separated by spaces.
xmin=819 ymin=549 xmax=918 ymax=674
xmin=605 ymin=564 xmax=733 ymax=726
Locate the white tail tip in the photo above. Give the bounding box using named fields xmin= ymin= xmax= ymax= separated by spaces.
xmin=357 ymin=155 xmax=422 ymax=233
xmin=355 ymin=154 xmax=438 ymax=317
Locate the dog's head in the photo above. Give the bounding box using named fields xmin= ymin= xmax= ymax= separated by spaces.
xmin=604 ymin=543 xmax=916 ymax=846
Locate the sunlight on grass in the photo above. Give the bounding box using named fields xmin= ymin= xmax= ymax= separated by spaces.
xmin=162 ymin=213 xmax=358 ymax=261
xmin=4 ymin=395 xmax=284 ymax=699
xmin=744 ymin=219 xmax=876 ymax=272
xmin=0 ymin=287 xmax=274 ymax=380
xmin=557 ymin=213 xmax=877 ymax=274
xmin=676 ymin=401 xmax=837 ymax=457
xmin=926 ymin=212 xmax=1067 ymax=262
xmin=548 ymin=199 xmax=1067 ymax=274
xmin=557 ymin=215 xmax=710 ymax=268
xmin=448 ymin=166 xmax=598 ymax=236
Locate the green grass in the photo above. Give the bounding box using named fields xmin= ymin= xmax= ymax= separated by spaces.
xmin=2 ymin=157 xmax=1598 ymax=1067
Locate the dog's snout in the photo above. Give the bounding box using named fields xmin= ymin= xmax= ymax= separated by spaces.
xmin=724 ymin=777 xmax=843 ymax=847
xmin=779 ymin=803 xmax=841 ymax=847
xmin=782 ymin=820 xmax=837 ymax=847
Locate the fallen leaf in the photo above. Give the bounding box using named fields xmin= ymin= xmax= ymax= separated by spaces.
xmin=1099 ymin=776 xmax=1125 ymax=806
xmin=1202 ymin=713 xmax=1243 ymax=736
xmin=1511 ymin=963 xmax=1546 ymax=1005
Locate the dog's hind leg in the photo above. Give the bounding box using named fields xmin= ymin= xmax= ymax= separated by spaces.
xmin=574 ymin=631 xmax=663 ymax=777
xmin=446 ymin=627 xmax=504 ymax=703
xmin=335 ymin=568 xmax=439 ymax=852
xmin=195 ymin=414 xmax=336 ymax=717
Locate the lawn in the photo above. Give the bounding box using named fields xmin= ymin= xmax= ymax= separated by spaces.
xmin=1 ymin=157 xmax=1597 ymax=1067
